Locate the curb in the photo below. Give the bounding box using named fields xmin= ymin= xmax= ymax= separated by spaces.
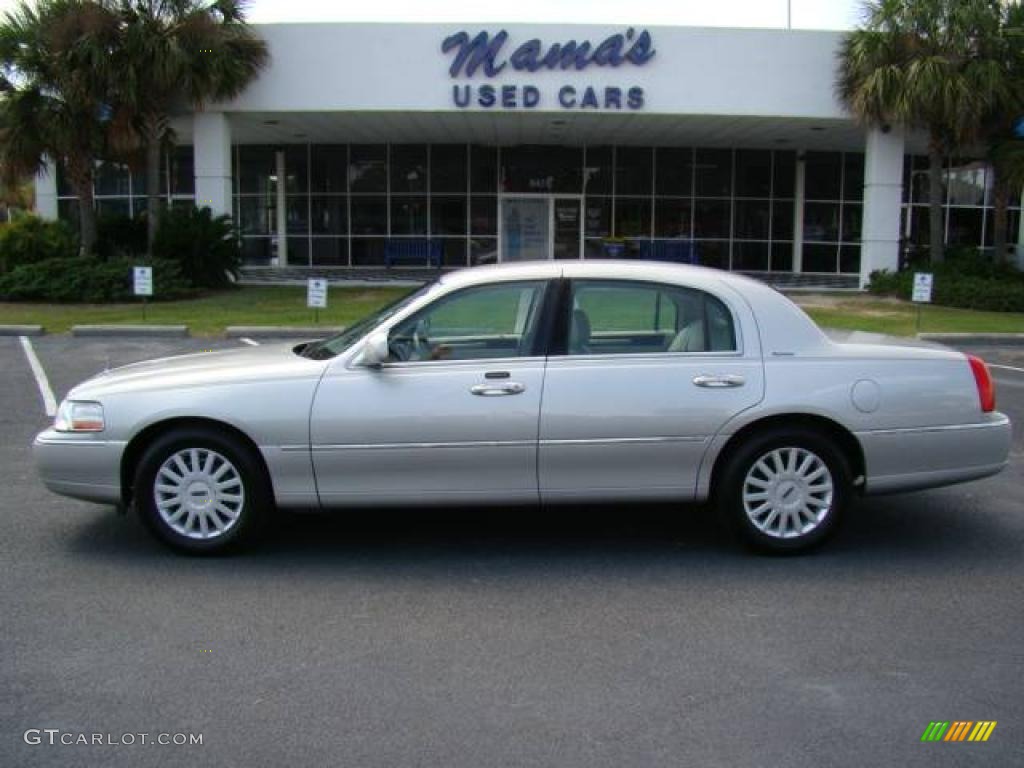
xmin=0 ymin=324 xmax=44 ymax=336
xmin=71 ymin=324 xmax=189 ymax=338
xmin=225 ymin=326 xmax=342 ymax=339
xmin=918 ymin=333 xmax=1024 ymax=346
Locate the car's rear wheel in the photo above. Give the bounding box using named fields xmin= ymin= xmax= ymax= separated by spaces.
xmin=134 ymin=427 xmax=271 ymax=554
xmin=717 ymin=428 xmax=850 ymax=553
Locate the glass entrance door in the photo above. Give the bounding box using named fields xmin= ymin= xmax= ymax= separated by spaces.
xmin=501 ymin=197 xmax=550 ymax=262
xmin=500 ymin=196 xmax=583 ymax=262
xmin=552 ymin=197 xmax=582 ymax=260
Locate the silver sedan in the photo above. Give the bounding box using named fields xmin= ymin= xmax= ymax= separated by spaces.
xmin=33 ymin=262 xmax=1012 ymax=553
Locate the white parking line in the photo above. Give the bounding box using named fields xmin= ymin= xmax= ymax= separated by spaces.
xmin=19 ymin=336 xmax=57 ymax=417
xmin=239 ymin=337 xmax=259 ymax=347
xmin=989 ymin=364 xmax=1024 ymax=374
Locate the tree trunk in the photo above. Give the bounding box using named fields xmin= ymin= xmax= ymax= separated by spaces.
xmin=145 ymin=129 xmax=162 ymax=256
xmin=927 ymin=142 xmax=945 ymax=264
xmin=991 ymin=165 xmax=1009 ymax=263
xmin=68 ymin=163 xmax=97 ymax=257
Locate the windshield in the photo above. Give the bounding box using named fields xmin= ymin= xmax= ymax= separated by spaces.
xmin=300 ymin=282 xmax=437 ymax=360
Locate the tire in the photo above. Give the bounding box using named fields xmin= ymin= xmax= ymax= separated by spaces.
xmin=717 ymin=428 xmax=851 ymax=553
xmin=134 ymin=427 xmax=272 ymax=554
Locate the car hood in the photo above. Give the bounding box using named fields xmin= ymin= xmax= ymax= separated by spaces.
xmin=69 ymin=342 xmax=329 ymax=399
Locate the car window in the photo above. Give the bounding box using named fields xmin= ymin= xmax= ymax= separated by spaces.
xmin=567 ymin=280 xmax=736 ymax=356
xmin=388 ymin=280 xmax=547 ymax=362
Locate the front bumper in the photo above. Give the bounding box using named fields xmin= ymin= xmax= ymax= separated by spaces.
xmin=33 ymin=429 xmax=127 ymax=505
xmin=857 ymin=412 xmax=1012 ymax=495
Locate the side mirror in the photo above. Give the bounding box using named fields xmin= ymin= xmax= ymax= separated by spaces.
xmin=362 ymin=331 xmax=390 ymax=367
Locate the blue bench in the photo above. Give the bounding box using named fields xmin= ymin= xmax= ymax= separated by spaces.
xmin=384 ymin=238 xmax=443 ymax=268
xmin=635 ymin=239 xmax=699 ymax=264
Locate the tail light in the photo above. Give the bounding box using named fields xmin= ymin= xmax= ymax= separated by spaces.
xmin=967 ymin=355 xmax=995 ymax=413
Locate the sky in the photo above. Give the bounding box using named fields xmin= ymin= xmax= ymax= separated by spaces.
xmin=0 ymin=0 xmax=863 ymax=31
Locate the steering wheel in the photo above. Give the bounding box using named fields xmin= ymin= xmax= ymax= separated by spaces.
xmin=389 ymin=320 xmax=432 ymax=362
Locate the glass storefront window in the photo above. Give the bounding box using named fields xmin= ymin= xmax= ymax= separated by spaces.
xmin=312 ymin=237 xmax=347 ymax=266
xmin=351 ymin=237 xmax=386 ymax=265
xmin=614 ymin=197 xmax=651 ymax=237
xmin=733 ymin=199 xmax=770 ymax=240
xmin=804 ymin=151 xmax=842 ymax=201
xmin=238 ymin=146 xmax=277 ymax=195
xmin=615 ymin=147 xmax=652 ymax=195
xmin=95 ymin=161 xmax=131 ymax=196
xmin=694 ymin=199 xmax=730 ymax=239
xmin=311 ymin=145 xmax=348 ymax=194
xmin=311 ymin=196 xmax=347 ymax=234
xmin=843 ymin=153 xmax=864 ymax=201
xmin=773 ymin=151 xmax=796 ymax=199
xmin=584 ymin=198 xmax=611 ymax=237
xmin=772 ymin=201 xmax=794 ymax=240
xmin=470 ymin=237 xmax=499 ymax=266
xmin=390 ymin=145 xmax=427 ymax=194
xmin=734 ymin=150 xmax=772 ymax=198
xmin=654 ymin=198 xmax=691 ymax=238
xmin=803 ymin=202 xmax=840 ymax=242
xmin=285 ymin=196 xmax=309 ymax=234
xmin=584 ymin=146 xmax=613 ymax=194
xmin=284 ymin=146 xmax=308 ymax=194
xmin=802 ymin=243 xmax=838 ymax=272
xmin=695 ymin=149 xmax=732 ymax=198
xmin=471 ymin=145 xmax=498 ymax=193
xmin=431 ymin=144 xmax=468 ymax=193
xmin=732 ymin=241 xmax=770 ymax=271
xmin=431 ymin=196 xmax=467 ymax=235
xmin=237 ymin=195 xmax=276 ymax=235
xmin=655 ymin=147 xmax=693 ymax=197
xmin=349 ymin=145 xmax=387 ymax=193
xmin=390 ymin=196 xmax=427 ymax=235
xmin=501 ymin=145 xmax=582 ymax=194
xmin=350 ymin=196 xmax=387 ymax=234
xmin=471 ymin=196 xmax=497 ymax=235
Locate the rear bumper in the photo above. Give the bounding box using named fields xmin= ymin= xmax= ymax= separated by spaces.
xmin=33 ymin=430 xmax=126 ymax=505
xmin=857 ymin=413 xmax=1012 ymax=495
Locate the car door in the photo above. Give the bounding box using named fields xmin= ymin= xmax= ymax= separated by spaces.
xmin=310 ymin=279 xmax=553 ymax=506
xmin=539 ymin=278 xmax=764 ymax=502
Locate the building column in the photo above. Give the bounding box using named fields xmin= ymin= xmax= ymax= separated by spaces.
xmin=193 ymin=111 xmax=232 ymax=218
xmin=792 ymin=154 xmax=805 ymax=272
xmin=33 ymin=158 xmax=59 ymax=220
xmin=860 ymin=126 xmax=905 ymax=287
xmin=275 ymin=148 xmax=287 ymax=266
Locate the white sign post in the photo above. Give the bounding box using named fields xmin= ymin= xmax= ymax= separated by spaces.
xmin=911 ymin=272 xmax=933 ymax=334
xmin=307 ymin=277 xmax=328 ymax=323
xmin=133 ymin=266 xmax=153 ymax=320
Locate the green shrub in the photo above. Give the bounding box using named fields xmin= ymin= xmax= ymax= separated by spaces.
xmin=0 ymin=256 xmax=193 ymax=302
xmin=0 ymin=215 xmax=76 ymax=274
xmin=96 ymin=214 xmax=147 ymax=259
xmin=153 ymin=206 xmax=241 ymax=290
xmin=868 ymin=251 xmax=1024 ymax=312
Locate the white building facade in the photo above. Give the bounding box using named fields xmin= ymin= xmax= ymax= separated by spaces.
xmin=33 ymin=23 xmax=1023 ymax=285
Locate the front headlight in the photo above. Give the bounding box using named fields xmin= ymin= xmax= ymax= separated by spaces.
xmin=54 ymin=400 xmax=105 ymax=433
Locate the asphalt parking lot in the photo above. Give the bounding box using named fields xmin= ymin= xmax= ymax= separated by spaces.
xmin=1 ymin=335 xmax=1022 ymax=767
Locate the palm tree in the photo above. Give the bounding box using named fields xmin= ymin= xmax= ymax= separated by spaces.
xmin=980 ymin=2 xmax=1024 ymax=262
xmin=0 ymin=0 xmax=120 ymax=255
xmin=110 ymin=0 xmax=268 ymax=253
xmin=836 ymin=0 xmax=1009 ymax=264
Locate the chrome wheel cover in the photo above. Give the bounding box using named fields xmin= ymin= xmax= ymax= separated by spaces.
xmin=742 ymin=447 xmax=834 ymax=539
xmin=153 ymin=448 xmax=244 ymax=540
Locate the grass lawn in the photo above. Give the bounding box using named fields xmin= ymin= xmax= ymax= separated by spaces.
xmin=0 ymin=285 xmax=1021 ymax=336
xmin=0 ymin=286 xmax=415 ymax=336
xmin=794 ymin=294 xmax=1024 ymax=336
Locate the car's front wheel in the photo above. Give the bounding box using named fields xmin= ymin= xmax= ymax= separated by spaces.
xmin=717 ymin=428 xmax=851 ymax=553
xmin=134 ymin=427 xmax=271 ymax=554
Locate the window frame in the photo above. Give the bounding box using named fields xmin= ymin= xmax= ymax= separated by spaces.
xmin=551 ymin=278 xmax=742 ymax=359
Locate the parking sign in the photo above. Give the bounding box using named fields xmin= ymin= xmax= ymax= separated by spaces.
xmin=133 ymin=266 xmax=153 ymax=297
xmin=912 ymin=273 xmax=933 ymax=303
xmin=307 ymin=278 xmax=328 ymax=308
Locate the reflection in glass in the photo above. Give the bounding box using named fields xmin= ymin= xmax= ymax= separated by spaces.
xmin=390 ymin=145 xmax=427 ymax=194
xmin=432 ymin=196 xmax=467 ymax=235
xmin=349 ymin=145 xmax=387 ymax=193
xmin=656 ymin=147 xmax=693 ymax=196
xmin=390 ymin=196 xmax=427 ymax=235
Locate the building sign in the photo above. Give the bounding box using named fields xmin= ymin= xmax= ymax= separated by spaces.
xmin=442 ymin=28 xmax=654 ymax=112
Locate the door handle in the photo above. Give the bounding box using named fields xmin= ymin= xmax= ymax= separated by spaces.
xmin=471 ymin=382 xmax=526 ymax=396
xmin=693 ymin=374 xmax=745 ymax=388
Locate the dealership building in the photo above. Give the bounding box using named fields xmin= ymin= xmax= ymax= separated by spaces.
xmin=32 ymin=22 xmax=1024 ymax=286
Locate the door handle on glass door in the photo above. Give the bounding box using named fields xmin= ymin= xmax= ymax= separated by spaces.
xmin=692 ymin=374 xmax=745 ymax=388
xmin=470 ymin=383 xmax=526 ymax=396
